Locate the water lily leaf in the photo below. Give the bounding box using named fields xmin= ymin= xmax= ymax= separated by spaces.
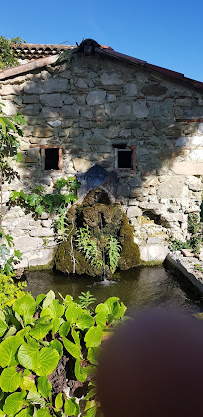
xmin=50 ymin=340 xmax=63 ymax=358
xmin=76 ymin=313 xmax=94 ymax=331
xmin=13 ymin=295 xmax=36 ymax=325
xmin=84 ymin=326 xmax=103 ymax=348
xmin=0 ymin=319 xmax=8 ymax=337
xmin=35 ymin=347 xmax=59 ymax=376
xmin=0 ymin=335 xmax=23 ymax=367
xmin=55 ymin=393 xmax=63 ymax=409
xmin=30 ymin=323 xmax=52 ymax=340
xmin=63 ymin=337 xmax=81 ymax=359
xmin=18 ymin=342 xmax=40 ymax=371
xmin=95 ymin=312 xmax=107 ymax=329
xmin=0 ymin=367 xmax=21 ymax=392
xmin=87 ymin=347 xmax=100 ymax=365
xmin=3 ymin=391 xmax=25 ymax=417
xmin=37 ymin=376 xmax=52 ymax=399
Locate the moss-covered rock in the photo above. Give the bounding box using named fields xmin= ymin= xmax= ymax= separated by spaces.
xmin=53 ymin=189 xmax=140 ymax=277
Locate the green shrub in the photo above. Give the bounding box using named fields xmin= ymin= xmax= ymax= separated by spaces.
xmin=0 ymin=290 xmax=126 ymax=416
xmin=0 ymin=272 xmax=27 ymax=309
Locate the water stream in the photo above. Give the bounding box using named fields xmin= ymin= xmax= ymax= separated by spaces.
xmin=25 ymin=264 xmax=203 ymax=315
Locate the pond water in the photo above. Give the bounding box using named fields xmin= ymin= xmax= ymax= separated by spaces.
xmin=25 ymin=263 xmax=203 ymax=315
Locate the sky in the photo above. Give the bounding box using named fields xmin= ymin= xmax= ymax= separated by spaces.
xmin=1 ymin=0 xmax=203 ymax=82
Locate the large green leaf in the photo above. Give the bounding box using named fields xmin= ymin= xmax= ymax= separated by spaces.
xmin=59 ymin=321 xmax=70 ymax=337
xmin=27 ymin=388 xmax=45 ymax=406
xmin=87 ymin=347 xmax=100 ymax=365
xmin=62 ymin=337 xmax=81 ymax=359
xmin=104 ymin=297 xmax=120 ymax=316
xmin=20 ymin=374 xmax=35 ymax=391
xmin=74 ymin=359 xmax=87 ymax=383
xmin=95 ymin=312 xmax=107 ymax=329
xmin=84 ymin=405 xmax=97 ymax=417
xmin=71 ymin=328 xmax=80 ymax=346
xmin=0 ymin=367 xmax=21 ymax=392
xmin=51 ymin=318 xmax=60 ymax=335
xmin=50 ymin=340 xmax=63 ymax=358
xmin=47 ymin=300 xmax=64 ymax=318
xmin=13 ymin=295 xmax=36 ymax=325
xmin=55 ymin=393 xmax=63 ymax=409
xmin=37 ymin=376 xmax=52 ymax=399
xmin=35 ymin=347 xmax=59 ymax=376
xmin=18 ymin=342 xmax=40 ymax=371
xmin=76 ymin=313 xmax=94 ymax=331
xmin=84 ymin=326 xmax=103 ymax=348
xmin=65 ymin=303 xmax=83 ymax=324
xmin=95 ymin=303 xmax=108 ymax=315
xmin=37 ymin=409 xmax=52 ymax=417
xmin=0 ymin=335 xmax=23 ymax=367
xmin=3 ymin=391 xmax=25 ymax=417
xmin=42 ymin=291 xmax=55 ymax=309
xmin=0 ymin=319 xmax=8 ymax=337
xmin=64 ymin=398 xmax=79 ymax=416
xmin=30 ymin=323 xmax=52 ymax=340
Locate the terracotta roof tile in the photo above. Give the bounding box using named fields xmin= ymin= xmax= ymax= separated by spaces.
xmin=0 ymin=39 xmax=202 ymax=90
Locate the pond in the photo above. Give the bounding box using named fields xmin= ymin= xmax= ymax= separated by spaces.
xmin=25 ymin=263 xmax=203 ymax=315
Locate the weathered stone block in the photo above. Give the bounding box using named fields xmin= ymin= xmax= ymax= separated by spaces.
xmin=133 ymin=102 xmax=148 ymax=118
xmin=139 ymin=244 xmax=168 ymax=262
xmin=123 ymin=82 xmax=138 ymax=96
xmin=59 ymin=106 xmax=79 ymax=118
xmin=127 ymin=207 xmax=142 ymax=217
xmin=43 ymin=79 xmax=70 ymax=93
xmin=73 ymin=158 xmax=91 ymax=172
xmin=100 ymin=72 xmax=123 ymax=85
xmin=141 ymin=84 xmax=167 ymax=96
xmin=115 ymin=102 xmax=131 ymax=117
xmin=75 ymin=78 xmax=88 ymax=88
xmin=157 ymin=177 xmax=185 ymax=199
xmin=24 ymin=82 xmax=43 ymax=94
xmin=33 ymin=126 xmax=53 ymax=137
xmin=40 ymin=93 xmax=63 ymax=107
xmin=87 ymin=91 xmax=106 ymax=106
xmin=80 ymin=107 xmax=94 ymax=118
xmin=30 ymin=228 xmax=54 ymax=237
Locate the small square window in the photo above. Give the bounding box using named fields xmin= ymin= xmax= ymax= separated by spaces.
xmin=114 ymin=145 xmax=136 ymax=172
xmin=41 ymin=146 xmax=62 ymax=170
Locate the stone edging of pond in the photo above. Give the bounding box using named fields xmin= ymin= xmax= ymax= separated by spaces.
xmin=166 ymin=250 xmax=203 ymax=294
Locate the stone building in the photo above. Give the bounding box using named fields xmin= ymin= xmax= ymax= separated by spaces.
xmin=0 ymin=39 xmax=203 ymax=267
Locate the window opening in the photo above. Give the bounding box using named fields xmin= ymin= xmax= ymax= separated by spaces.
xmin=45 ymin=148 xmax=59 ymax=170
xmin=114 ymin=145 xmax=136 ymax=171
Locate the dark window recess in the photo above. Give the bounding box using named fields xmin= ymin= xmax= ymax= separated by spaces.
xmin=45 ymin=148 xmax=59 ymax=170
xmin=117 ymin=149 xmax=133 ymax=169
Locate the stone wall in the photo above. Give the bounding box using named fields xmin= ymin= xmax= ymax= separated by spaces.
xmin=0 ymin=53 xmax=203 ymax=266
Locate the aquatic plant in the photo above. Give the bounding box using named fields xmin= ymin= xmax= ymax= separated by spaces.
xmin=0 ymin=290 xmax=126 ymax=417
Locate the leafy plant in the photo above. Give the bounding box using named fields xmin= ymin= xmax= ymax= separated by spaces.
xmin=0 ymin=290 xmax=126 ymax=417
xmin=75 ymin=226 xmax=103 ymax=268
xmin=10 ymin=177 xmax=81 ymax=239
xmin=169 ymin=212 xmax=203 ymax=254
xmin=0 ymin=36 xmax=25 ymax=70
xmin=0 ymin=272 xmax=27 ymax=309
xmin=0 ymin=227 xmax=22 ymax=274
xmin=77 ymin=291 xmax=96 ymax=309
xmin=107 ymin=236 xmax=121 ymax=274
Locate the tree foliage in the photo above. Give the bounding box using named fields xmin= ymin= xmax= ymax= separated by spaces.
xmin=0 ymin=36 xmax=25 ymax=70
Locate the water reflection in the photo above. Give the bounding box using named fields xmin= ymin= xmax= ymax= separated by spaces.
xmin=25 ymin=265 xmax=203 ymax=314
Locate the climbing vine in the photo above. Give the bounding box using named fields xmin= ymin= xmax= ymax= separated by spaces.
xmin=0 ymin=36 xmax=25 ymax=70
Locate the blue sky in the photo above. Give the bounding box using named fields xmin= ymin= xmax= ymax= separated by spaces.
xmin=1 ymin=0 xmax=203 ymax=81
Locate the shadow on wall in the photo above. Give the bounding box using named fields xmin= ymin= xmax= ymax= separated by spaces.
xmin=1 ymin=53 xmax=203 ymax=228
